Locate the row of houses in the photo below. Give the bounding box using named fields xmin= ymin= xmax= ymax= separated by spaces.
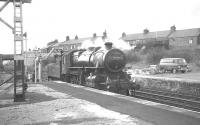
xmin=38 ymin=26 xmax=200 ymax=54
xmin=41 ymin=31 xmax=108 ymax=53
xmin=122 ymin=26 xmax=200 ymax=49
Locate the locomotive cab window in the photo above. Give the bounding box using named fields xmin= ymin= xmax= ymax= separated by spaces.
xmin=73 ymin=52 xmax=79 ymax=62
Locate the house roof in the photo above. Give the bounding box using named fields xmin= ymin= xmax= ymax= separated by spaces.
xmin=62 ymin=37 xmax=91 ymax=45
xmin=42 ymin=35 xmax=107 ymax=51
xmin=122 ymin=28 xmax=200 ymax=41
xmin=123 ymin=30 xmax=171 ymax=41
xmin=169 ymin=28 xmax=200 ymax=38
xmin=62 ymin=36 xmax=102 ymax=45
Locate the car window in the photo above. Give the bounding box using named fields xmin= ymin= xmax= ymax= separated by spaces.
xmin=160 ymin=59 xmax=173 ymax=63
xmin=177 ymin=59 xmax=187 ymax=64
xmin=160 ymin=58 xmax=187 ymax=64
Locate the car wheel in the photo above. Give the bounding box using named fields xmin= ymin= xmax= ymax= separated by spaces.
xmin=181 ymin=70 xmax=186 ymax=73
xmin=172 ymin=69 xmax=176 ymax=74
xmin=160 ymin=69 xmax=165 ymax=73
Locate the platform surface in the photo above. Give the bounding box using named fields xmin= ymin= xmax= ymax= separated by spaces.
xmin=0 ymin=81 xmax=199 ymax=125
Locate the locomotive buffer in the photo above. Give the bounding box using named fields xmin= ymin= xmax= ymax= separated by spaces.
xmin=0 ymin=0 xmax=31 ymax=101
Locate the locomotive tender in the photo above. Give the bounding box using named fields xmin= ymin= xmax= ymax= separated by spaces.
xmin=47 ymin=42 xmax=139 ymax=95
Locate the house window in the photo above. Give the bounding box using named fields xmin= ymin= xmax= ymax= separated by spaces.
xmin=198 ymin=36 xmax=200 ymax=45
xmin=189 ymin=39 xmax=193 ymax=44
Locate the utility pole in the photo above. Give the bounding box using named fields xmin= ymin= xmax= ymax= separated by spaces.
xmin=23 ymin=32 xmax=27 ymax=74
xmin=38 ymin=55 xmax=42 ymax=82
xmin=0 ymin=0 xmax=32 ymax=102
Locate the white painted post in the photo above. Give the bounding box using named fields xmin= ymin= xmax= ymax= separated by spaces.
xmin=34 ymin=57 xmax=38 ymax=83
xmin=38 ymin=59 xmax=42 ymax=82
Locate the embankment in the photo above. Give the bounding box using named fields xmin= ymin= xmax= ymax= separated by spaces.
xmin=133 ymin=75 xmax=200 ymax=96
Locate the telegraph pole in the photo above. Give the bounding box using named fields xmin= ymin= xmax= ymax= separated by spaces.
xmin=0 ymin=0 xmax=31 ymax=101
xmin=23 ymin=32 xmax=27 ymax=74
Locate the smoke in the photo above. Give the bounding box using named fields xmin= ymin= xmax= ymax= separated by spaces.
xmin=94 ymin=37 xmax=106 ymax=48
xmin=112 ymin=39 xmax=135 ymax=51
xmin=79 ymin=37 xmax=135 ymax=51
xmin=79 ymin=37 xmax=105 ymax=50
xmin=80 ymin=40 xmax=95 ymax=49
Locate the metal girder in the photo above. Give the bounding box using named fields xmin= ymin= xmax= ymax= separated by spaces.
xmin=0 ymin=0 xmax=9 ymax=12
xmin=0 ymin=0 xmax=13 ymax=32
xmin=0 ymin=0 xmax=31 ymax=3
xmin=0 ymin=17 xmax=14 ymax=31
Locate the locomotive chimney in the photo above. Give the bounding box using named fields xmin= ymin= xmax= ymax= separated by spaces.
xmin=104 ymin=42 xmax=113 ymax=50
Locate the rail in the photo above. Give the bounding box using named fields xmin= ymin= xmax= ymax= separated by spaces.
xmin=0 ymin=75 xmax=14 ymax=86
xmin=132 ymin=88 xmax=200 ymax=112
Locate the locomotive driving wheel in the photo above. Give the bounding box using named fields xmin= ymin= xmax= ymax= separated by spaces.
xmin=79 ymin=71 xmax=85 ymax=85
xmin=70 ymin=75 xmax=78 ymax=84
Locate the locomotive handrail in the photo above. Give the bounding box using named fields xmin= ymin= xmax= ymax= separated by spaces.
xmin=68 ymin=67 xmax=104 ymax=69
xmin=89 ymin=48 xmax=101 ymax=64
xmin=90 ymin=50 xmax=105 ymax=66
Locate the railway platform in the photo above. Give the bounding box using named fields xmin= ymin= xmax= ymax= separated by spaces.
xmin=131 ymin=73 xmax=200 ymax=97
xmin=0 ymin=81 xmax=199 ymax=125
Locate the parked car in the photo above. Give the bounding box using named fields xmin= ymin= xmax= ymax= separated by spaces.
xmin=142 ymin=65 xmax=160 ymax=75
xmin=159 ymin=58 xmax=189 ymax=73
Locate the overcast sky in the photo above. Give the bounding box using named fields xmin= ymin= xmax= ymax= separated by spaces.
xmin=0 ymin=0 xmax=200 ymax=54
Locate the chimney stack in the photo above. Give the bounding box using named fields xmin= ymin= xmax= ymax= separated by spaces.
xmin=75 ymin=35 xmax=78 ymax=40
xmin=122 ymin=32 xmax=126 ymax=37
xmin=93 ymin=33 xmax=97 ymax=38
xmin=66 ymin=36 xmax=70 ymax=41
xmin=102 ymin=30 xmax=107 ymax=39
xmin=170 ymin=25 xmax=176 ymax=32
xmin=143 ymin=28 xmax=149 ymax=34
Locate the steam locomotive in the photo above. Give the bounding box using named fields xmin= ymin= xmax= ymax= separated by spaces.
xmin=47 ymin=42 xmax=140 ymax=95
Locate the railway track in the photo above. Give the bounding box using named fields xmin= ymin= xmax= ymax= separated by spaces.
xmin=132 ymin=88 xmax=200 ymax=112
xmin=0 ymin=74 xmax=14 ymax=86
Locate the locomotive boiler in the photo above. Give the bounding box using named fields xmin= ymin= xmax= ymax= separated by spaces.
xmin=48 ymin=42 xmax=140 ymax=95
